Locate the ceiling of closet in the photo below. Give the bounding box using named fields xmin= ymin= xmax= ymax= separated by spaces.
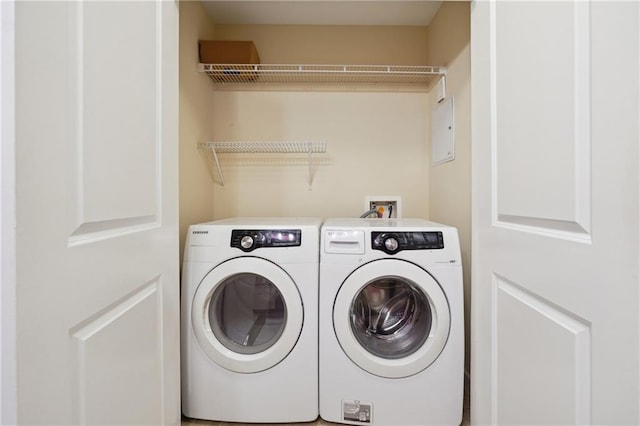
xmin=201 ymin=1 xmax=444 ymax=26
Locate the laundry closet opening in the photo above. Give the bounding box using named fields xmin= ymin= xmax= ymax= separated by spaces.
xmin=178 ymin=0 xmax=471 ymax=373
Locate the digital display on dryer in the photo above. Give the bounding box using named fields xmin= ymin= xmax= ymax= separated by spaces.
xmin=371 ymin=231 xmax=444 ymax=254
xmin=411 ymin=232 xmax=444 ymax=248
xmin=231 ymin=229 xmax=302 ymax=252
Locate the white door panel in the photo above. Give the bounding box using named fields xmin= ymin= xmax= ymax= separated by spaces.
xmin=69 ymin=1 xmax=159 ymax=237
xmin=70 ymin=281 xmax=163 ymax=425
xmin=77 ymin=2 xmax=158 ymax=225
xmin=495 ymin=277 xmax=591 ymax=425
xmin=14 ymin=1 xmax=179 ymax=424
xmin=494 ymin=1 xmax=591 ymax=234
xmin=472 ymin=1 xmax=638 ymax=424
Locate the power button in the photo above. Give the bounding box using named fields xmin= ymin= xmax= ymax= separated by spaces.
xmin=240 ymin=235 xmax=254 ymax=250
xmin=384 ymin=237 xmax=399 ymax=253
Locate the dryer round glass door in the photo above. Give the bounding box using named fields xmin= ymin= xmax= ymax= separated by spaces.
xmin=209 ymin=272 xmax=286 ymax=355
xmin=191 ymin=257 xmax=303 ymax=373
xmin=333 ymin=259 xmax=450 ymax=378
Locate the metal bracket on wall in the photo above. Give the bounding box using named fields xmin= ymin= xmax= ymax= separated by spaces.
xmin=436 ymin=75 xmax=447 ymax=103
xmin=199 ymin=141 xmax=328 ymax=189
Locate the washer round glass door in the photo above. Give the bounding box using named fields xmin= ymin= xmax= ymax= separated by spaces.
xmin=334 ymin=259 xmax=450 ymax=378
xmin=191 ymin=257 xmax=303 ymax=373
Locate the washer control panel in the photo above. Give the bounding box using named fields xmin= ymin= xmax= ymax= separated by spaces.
xmin=231 ymin=229 xmax=302 ymax=252
xmin=371 ymin=231 xmax=444 ymax=254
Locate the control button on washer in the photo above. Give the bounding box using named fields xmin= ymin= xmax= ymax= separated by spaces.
xmin=384 ymin=237 xmax=399 ymax=253
xmin=240 ymin=235 xmax=255 ymax=250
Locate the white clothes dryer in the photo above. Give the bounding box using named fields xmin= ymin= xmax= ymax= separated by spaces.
xmin=319 ymin=218 xmax=464 ymax=426
xmin=181 ymin=218 xmax=322 ymax=423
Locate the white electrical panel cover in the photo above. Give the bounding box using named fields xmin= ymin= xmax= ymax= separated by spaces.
xmin=431 ymin=96 xmax=455 ymax=165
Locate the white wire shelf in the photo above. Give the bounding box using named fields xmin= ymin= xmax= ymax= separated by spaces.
xmin=200 ymin=141 xmax=327 ymax=188
xmin=204 ymin=141 xmax=327 ymax=154
xmin=198 ymin=64 xmax=446 ymax=90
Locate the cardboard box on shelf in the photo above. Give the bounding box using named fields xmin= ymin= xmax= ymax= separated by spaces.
xmin=198 ymin=40 xmax=260 ymax=64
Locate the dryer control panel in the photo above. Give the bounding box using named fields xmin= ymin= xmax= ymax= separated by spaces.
xmin=372 ymin=231 xmax=444 ymax=254
xmin=231 ymin=229 xmax=302 ymax=252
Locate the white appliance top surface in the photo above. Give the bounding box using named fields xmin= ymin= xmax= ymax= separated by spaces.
xmin=200 ymin=217 xmax=323 ymax=228
xmin=322 ymin=217 xmax=455 ymax=230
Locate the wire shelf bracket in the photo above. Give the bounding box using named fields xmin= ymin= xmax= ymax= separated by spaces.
xmin=200 ymin=141 xmax=328 ymax=189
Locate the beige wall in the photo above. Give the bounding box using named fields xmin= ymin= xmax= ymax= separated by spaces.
xmin=179 ymin=1 xmax=217 ymax=261
xmin=425 ymin=2 xmax=472 ymax=374
xmin=208 ymin=24 xmax=432 ymax=219
xmin=210 ymin=90 xmax=429 ymax=218
xmin=214 ymin=24 xmax=428 ymax=65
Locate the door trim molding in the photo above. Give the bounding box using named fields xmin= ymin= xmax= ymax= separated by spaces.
xmin=0 ymin=1 xmax=17 ymax=423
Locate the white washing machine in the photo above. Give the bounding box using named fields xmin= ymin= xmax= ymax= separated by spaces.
xmin=181 ymin=217 xmax=322 ymax=423
xmin=319 ymin=218 xmax=464 ymax=426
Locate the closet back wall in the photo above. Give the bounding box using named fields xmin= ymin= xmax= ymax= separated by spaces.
xmin=211 ymin=91 xmax=429 ymax=218
xmin=210 ymin=25 xmax=431 ymax=219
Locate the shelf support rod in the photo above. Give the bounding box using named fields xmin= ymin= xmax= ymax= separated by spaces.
xmin=307 ymin=141 xmax=313 ymax=190
xmin=436 ymin=74 xmax=447 ymax=103
xmin=209 ymin=145 xmax=225 ymax=187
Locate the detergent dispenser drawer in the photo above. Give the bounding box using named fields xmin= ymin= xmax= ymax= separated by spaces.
xmin=324 ymin=230 xmax=365 ymax=254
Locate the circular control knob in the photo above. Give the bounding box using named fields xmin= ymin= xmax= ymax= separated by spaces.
xmin=240 ymin=235 xmax=255 ymax=250
xmin=384 ymin=237 xmax=399 ymax=253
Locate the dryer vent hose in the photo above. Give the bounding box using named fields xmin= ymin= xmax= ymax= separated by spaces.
xmin=360 ymin=208 xmax=382 ymax=219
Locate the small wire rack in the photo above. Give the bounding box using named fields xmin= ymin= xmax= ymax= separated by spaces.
xmin=205 ymin=141 xmax=327 ymax=154
xmin=198 ymin=64 xmax=446 ymax=90
xmin=199 ymin=141 xmax=327 ymax=188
